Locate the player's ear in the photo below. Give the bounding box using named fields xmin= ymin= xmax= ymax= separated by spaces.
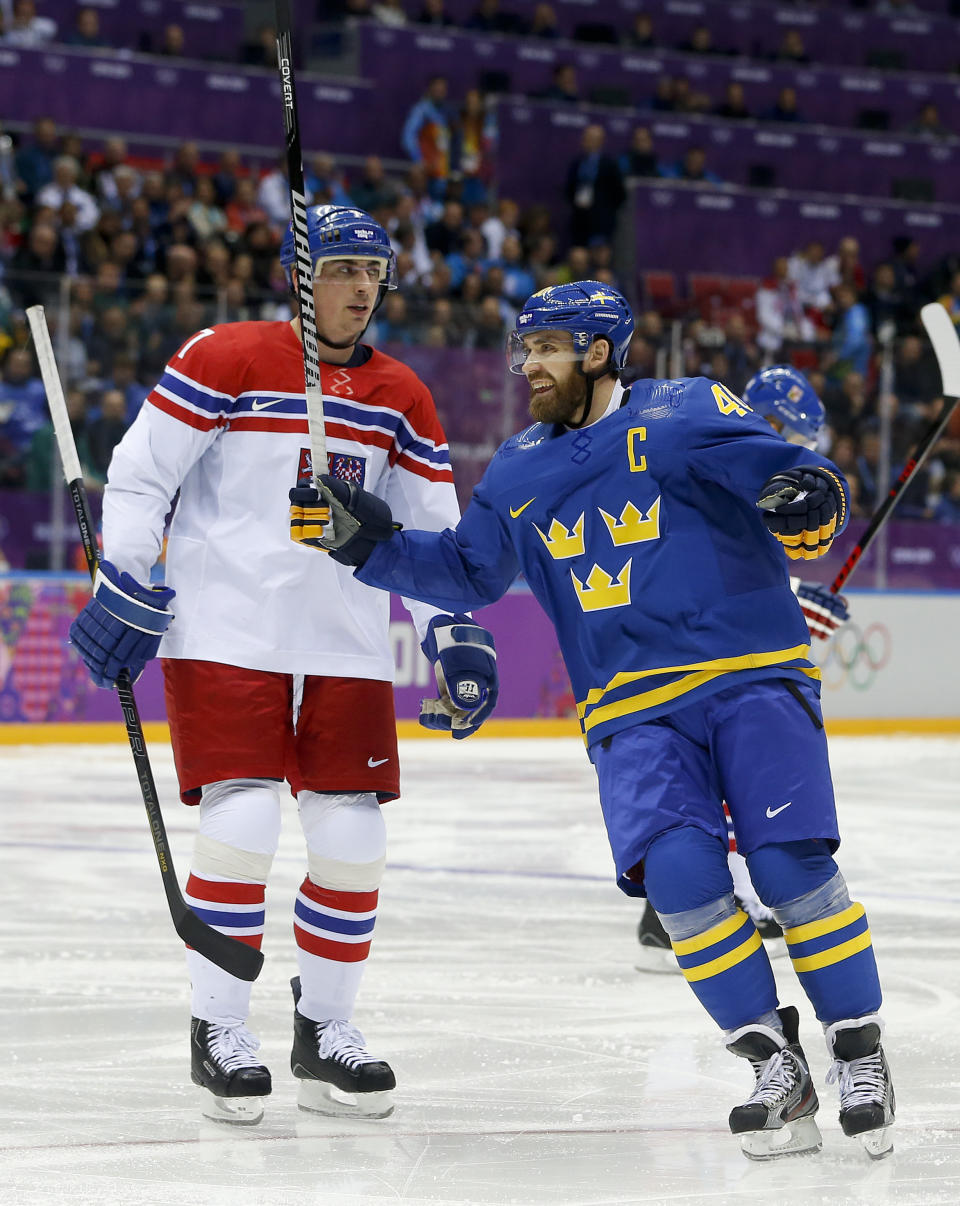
xmin=587 ymin=337 xmax=613 ymax=375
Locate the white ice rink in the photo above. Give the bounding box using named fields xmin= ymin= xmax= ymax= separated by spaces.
xmin=1 ymin=736 xmax=959 ymax=1206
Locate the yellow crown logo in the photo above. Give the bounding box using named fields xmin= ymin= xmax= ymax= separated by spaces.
xmin=534 ymin=513 xmax=585 ymax=560
xmin=571 ymin=560 xmax=632 ymax=612
xmin=598 ymin=496 xmax=661 ymax=547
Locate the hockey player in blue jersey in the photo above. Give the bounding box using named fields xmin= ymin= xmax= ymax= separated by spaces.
xmin=288 ymin=283 xmax=895 ymax=1160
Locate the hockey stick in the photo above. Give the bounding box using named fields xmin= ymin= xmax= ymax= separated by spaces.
xmin=828 ymin=301 xmax=960 ymax=594
xmin=275 ymin=0 xmax=327 ymax=483
xmin=26 ymin=305 xmax=263 ymax=982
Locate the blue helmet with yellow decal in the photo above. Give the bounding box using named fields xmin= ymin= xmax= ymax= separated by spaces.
xmin=279 ymin=204 xmax=397 ymax=292
xmin=743 ymin=365 xmax=825 ymax=447
xmin=508 ymin=282 xmax=635 ymax=375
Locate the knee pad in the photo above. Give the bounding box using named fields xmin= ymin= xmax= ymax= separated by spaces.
xmin=193 ymin=777 xmax=282 ymax=881
xmin=298 ymin=791 xmax=386 ymax=892
xmin=643 ymin=825 xmax=732 ymax=915
xmin=746 ymin=840 xmax=841 ymax=916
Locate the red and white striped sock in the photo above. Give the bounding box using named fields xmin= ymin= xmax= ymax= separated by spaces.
xmin=184 ymin=871 xmax=266 ymax=1024
xmin=293 ymin=878 xmax=378 ymax=1022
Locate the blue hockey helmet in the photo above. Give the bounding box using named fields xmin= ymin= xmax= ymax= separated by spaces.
xmin=508 ymin=282 xmax=635 ymax=375
xmin=279 ymin=204 xmax=397 ymax=291
xmin=743 ymin=364 xmax=825 ymax=446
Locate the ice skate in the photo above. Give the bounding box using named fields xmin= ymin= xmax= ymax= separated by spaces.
xmin=825 ymin=1015 xmax=895 ymax=1159
xmin=190 ymin=1017 xmax=271 ymax=1125
xmin=635 ymin=901 xmax=678 ymax=974
xmin=290 ymin=977 xmax=396 ymax=1118
xmin=726 ymin=1005 xmax=822 ymax=1160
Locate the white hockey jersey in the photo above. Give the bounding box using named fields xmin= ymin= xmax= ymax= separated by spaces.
xmin=102 ymin=320 xmax=459 ymax=679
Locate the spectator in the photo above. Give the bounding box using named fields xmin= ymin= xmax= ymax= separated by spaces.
xmin=497 ymin=234 xmax=536 ymax=305
xmin=256 ymin=156 xmax=291 ymax=229
xmin=240 ymin=23 xmax=278 ymax=67
xmin=211 ymin=150 xmax=243 ymax=208
xmin=402 ymin=76 xmax=452 ymax=197
xmin=661 ymin=146 xmax=723 ymax=185
xmin=620 ymin=126 xmax=659 ymax=179
xmin=0 ymin=347 xmax=48 ymax=480
xmin=623 ymin=13 xmax=655 ymax=50
xmin=649 ymin=76 xmax=677 ymax=113
xmin=372 ymin=0 xmax=408 ymax=27
xmin=890 ymin=235 xmax=921 ymax=312
xmin=787 ymin=240 xmax=836 ymax=313
xmin=720 ymin=312 xmax=760 ymax=394
xmin=416 ymin=0 xmax=452 ymax=26
xmin=827 ymin=236 xmax=867 ymax=294
xmin=714 ymin=82 xmax=751 ymax=121
xmin=827 ymin=285 xmax=872 ymax=379
xmin=304 ymin=153 xmax=352 ymax=208
xmin=374 ymin=293 xmax=417 ymax=345
xmin=564 ymin=124 xmax=626 ymax=247
xmin=527 ymin=3 xmax=559 ymax=39
xmin=225 ymin=177 xmax=267 ymax=235
xmin=775 ymin=30 xmax=809 ymax=65
xmin=425 ymin=199 xmax=466 ymax=257
xmin=165 ymin=141 xmax=201 ymax=198
xmin=87 ymin=387 xmax=130 ymax=478
xmin=25 ymin=386 xmax=98 ymax=491
xmin=446 ymin=227 xmax=488 ymax=291
xmin=35 ymin=156 xmax=100 ymax=233
xmin=187 ymin=176 xmax=228 ymax=242
xmin=678 ymin=24 xmax=725 ymax=56
xmin=350 ymin=156 xmax=400 ymax=213
xmin=86 ymin=306 xmax=136 ymax=381
xmin=905 ymin=103 xmax=951 ymax=139
xmin=157 ymin=23 xmax=185 ymax=57
xmin=894 ymin=333 xmax=942 ymax=407
xmin=8 ymin=222 xmax=66 ymax=309
xmin=539 ymin=63 xmax=580 ymax=103
xmin=864 ymin=262 xmax=909 ymax=339
xmin=466 ymin=0 xmax=524 ymax=35
xmin=1 ymin=0 xmax=57 ymax=46
xmin=934 ymin=473 xmax=960 ymax=523
xmin=451 ymin=89 xmax=497 ymax=207
xmin=93 ymin=139 xmax=140 ymax=211
xmin=13 ymin=116 xmax=60 ymax=200
xmin=109 ymin=354 xmax=150 ymax=424
xmin=755 ymin=256 xmax=816 ymax=359
xmin=762 ymin=87 xmax=804 ymax=124
xmin=825 ymin=370 xmax=872 ymax=440
xmin=479 ymin=196 xmax=520 ymax=261
xmin=936 ymin=270 xmax=960 ymax=327
xmin=469 ymin=295 xmax=507 ymax=349
xmin=65 ymin=5 xmax=106 ymax=48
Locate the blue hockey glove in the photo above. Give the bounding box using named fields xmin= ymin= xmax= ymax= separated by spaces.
xmin=289 ymin=476 xmax=398 ymax=567
xmin=757 ymin=466 xmax=847 ymax=561
xmin=795 ymin=580 xmax=850 ymax=641
xmin=69 ymin=559 xmax=175 ymax=689
xmin=419 ymin=613 xmax=498 ymax=739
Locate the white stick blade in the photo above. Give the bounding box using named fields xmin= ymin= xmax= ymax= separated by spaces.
xmin=26 ymin=304 xmax=83 ymax=484
xmin=920 ymin=302 xmax=960 ymax=398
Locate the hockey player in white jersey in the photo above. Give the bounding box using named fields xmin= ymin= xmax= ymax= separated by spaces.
xmin=636 ymin=366 xmax=852 ymax=970
xmin=68 ymin=204 xmax=498 ymax=1124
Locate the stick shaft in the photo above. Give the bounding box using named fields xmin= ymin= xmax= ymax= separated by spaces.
xmin=25 ymin=304 xmax=262 ymax=981
xmin=275 ymin=0 xmax=327 ymax=480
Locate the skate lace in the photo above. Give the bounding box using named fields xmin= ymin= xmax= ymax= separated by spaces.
xmin=826 ymin=1052 xmax=886 ymax=1108
xmin=208 ymin=1023 xmax=262 ymax=1074
xmin=745 ymin=1050 xmax=798 ymax=1107
xmin=316 ymin=1019 xmax=380 ymax=1070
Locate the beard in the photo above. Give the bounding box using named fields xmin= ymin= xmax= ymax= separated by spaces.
xmin=528 ymin=372 xmax=588 ymax=425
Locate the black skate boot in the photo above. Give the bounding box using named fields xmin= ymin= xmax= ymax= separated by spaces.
xmin=825 ymin=1015 xmax=895 ymax=1159
xmin=726 ymin=1005 xmax=822 ymax=1160
xmin=635 ymin=901 xmax=677 ymax=974
xmin=190 ymin=1017 xmax=272 ymax=1125
xmin=290 ymin=977 xmax=396 ymax=1118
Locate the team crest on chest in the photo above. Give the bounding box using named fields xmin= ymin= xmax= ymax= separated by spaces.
xmin=297 ymin=447 xmax=367 ymax=486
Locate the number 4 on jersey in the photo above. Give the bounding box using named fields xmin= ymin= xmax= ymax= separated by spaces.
xmin=712 ymin=382 xmax=752 ymax=417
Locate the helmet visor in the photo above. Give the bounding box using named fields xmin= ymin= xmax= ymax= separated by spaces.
xmin=506 ymin=329 xmax=586 ymax=375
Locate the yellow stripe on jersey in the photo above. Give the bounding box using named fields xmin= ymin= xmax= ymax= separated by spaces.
xmin=576 ymin=645 xmax=819 ymax=735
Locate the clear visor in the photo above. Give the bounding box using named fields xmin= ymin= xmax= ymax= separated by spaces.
xmin=506 ymin=329 xmax=585 ymax=375
xmin=313 ymin=256 xmax=392 ymax=285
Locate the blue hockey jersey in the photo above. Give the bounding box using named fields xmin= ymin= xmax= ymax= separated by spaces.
xmin=358 ymin=376 xmax=848 ymax=747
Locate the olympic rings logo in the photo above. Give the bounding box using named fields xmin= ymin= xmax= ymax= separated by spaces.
xmin=817 ymin=622 xmax=892 ymax=691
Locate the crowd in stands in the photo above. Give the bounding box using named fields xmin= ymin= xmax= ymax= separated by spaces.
xmin=2 ymin=0 xmax=960 ymax=536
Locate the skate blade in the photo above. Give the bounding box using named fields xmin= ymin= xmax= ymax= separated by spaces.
xmin=634 ymin=945 xmax=678 ymax=975
xmin=199 ymin=1090 xmax=265 ymax=1126
xmin=740 ymin=1115 xmax=823 ymax=1161
xmin=297 ymin=1079 xmax=394 ymax=1119
xmin=858 ymin=1124 xmax=894 ymax=1160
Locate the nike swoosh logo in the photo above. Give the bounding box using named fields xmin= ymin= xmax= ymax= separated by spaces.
xmin=367 ymin=756 xmax=389 ymax=768
xmin=509 ymin=498 xmax=536 ymax=518
xmin=766 ymin=801 xmax=793 ymax=818
xmin=251 ymin=397 xmax=285 ymax=411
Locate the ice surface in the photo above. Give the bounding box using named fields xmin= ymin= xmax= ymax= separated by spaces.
xmin=1 ymin=737 xmax=958 ymax=1206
